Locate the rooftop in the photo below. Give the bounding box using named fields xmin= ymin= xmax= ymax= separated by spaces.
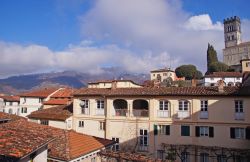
xmin=0 ymin=95 xmax=20 ymax=102
xmin=19 ymin=88 xmax=59 ymax=98
xmin=28 ymin=104 xmax=73 ymax=121
xmin=43 ymin=98 xmax=71 ymax=105
xmin=74 ymin=86 xmax=250 ymax=97
xmin=150 ymin=68 xmax=175 ymax=73
xmin=0 ymin=112 xmax=26 ymax=122
xmin=88 ymin=79 xmax=140 ymax=85
xmin=0 ymin=113 xmax=114 ymax=161
xmin=50 ymin=88 xmax=75 ymax=98
xmin=205 ymin=72 xmax=243 ymax=78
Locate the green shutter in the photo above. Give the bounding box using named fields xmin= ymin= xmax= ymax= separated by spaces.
xmin=154 ymin=124 xmax=158 ymax=135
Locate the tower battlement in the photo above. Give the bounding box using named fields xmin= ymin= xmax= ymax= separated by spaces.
xmin=223 ymin=16 xmax=241 ymax=24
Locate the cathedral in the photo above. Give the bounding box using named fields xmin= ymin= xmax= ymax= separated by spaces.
xmin=223 ymin=16 xmax=250 ymax=70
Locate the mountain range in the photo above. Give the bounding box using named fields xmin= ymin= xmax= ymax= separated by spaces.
xmin=0 ymin=68 xmax=149 ymax=95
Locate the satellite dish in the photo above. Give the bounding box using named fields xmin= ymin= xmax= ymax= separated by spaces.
xmin=80 ymin=100 xmax=85 ymax=107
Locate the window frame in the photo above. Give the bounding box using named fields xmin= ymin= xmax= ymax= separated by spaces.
xmin=181 ymin=125 xmax=190 ymax=136
xmin=97 ymin=100 xmax=104 ymax=109
xmin=159 ymin=100 xmax=169 ymax=111
xmin=179 ymin=100 xmax=189 ymax=111
xmin=235 ymin=100 xmax=243 ymax=113
xmin=79 ymin=120 xmax=84 ymax=127
xmin=200 ymin=100 xmax=208 ymax=112
xmin=139 ymin=129 xmax=148 ymax=146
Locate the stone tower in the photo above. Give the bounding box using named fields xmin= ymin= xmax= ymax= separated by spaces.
xmin=223 ymin=16 xmax=242 ymax=48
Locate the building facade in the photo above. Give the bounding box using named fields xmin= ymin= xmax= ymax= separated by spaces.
xmin=203 ymin=72 xmax=242 ymax=86
xmin=223 ymin=16 xmax=250 ymax=67
xmin=73 ymin=86 xmax=250 ymax=162
xmin=150 ymin=68 xmax=185 ymax=82
xmin=0 ymin=96 xmax=20 ymax=115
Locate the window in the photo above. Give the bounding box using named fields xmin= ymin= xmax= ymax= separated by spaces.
xmin=97 ymin=100 xmax=104 ymax=109
xmin=181 ymin=125 xmax=190 ymax=136
xmin=154 ymin=125 xmax=170 ymax=135
xmin=200 ymin=153 xmax=209 ymax=162
xmin=8 ymin=109 xmax=13 ymax=114
xmin=159 ymin=100 xmax=169 ymax=110
xmin=21 ymin=107 xmax=27 ymax=113
xmin=200 ymin=100 xmax=208 ymax=119
xmin=181 ymin=152 xmax=190 ymax=162
xmin=38 ymin=98 xmax=42 ymax=103
xmin=139 ymin=129 xmax=148 ymax=151
xmin=112 ymin=137 xmax=120 ymax=151
xmin=200 ymin=100 xmax=208 ymax=112
xmin=230 ymin=128 xmax=245 ymax=139
xmin=79 ymin=121 xmax=84 ymax=127
xmin=80 ymin=99 xmax=89 ymax=114
xmin=217 ymin=155 xmax=226 ymax=162
xmin=235 ymin=100 xmax=243 ymax=113
xmin=9 ymin=102 xmax=13 ymax=106
xmin=99 ymin=121 xmax=105 ymax=131
xmin=196 ymin=126 xmax=214 ymax=138
xmin=23 ymin=97 xmax=26 ymax=103
xmin=179 ymin=100 xmax=189 ymax=111
xmin=41 ymin=120 xmax=49 ymax=125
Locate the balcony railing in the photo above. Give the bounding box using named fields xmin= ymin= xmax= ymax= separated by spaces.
xmin=177 ymin=111 xmax=190 ymax=119
xmin=157 ymin=110 xmax=170 ymax=118
xmin=96 ymin=108 xmax=104 ymax=115
xmin=199 ymin=111 xmax=208 ymax=119
xmin=114 ymin=109 xmax=128 ymax=116
xmin=235 ymin=112 xmax=244 ymax=120
xmin=81 ymin=108 xmax=89 ymax=115
xmin=133 ymin=109 xmax=149 ymax=117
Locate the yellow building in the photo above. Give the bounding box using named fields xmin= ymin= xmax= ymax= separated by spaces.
xmin=72 ymin=86 xmax=250 ymax=162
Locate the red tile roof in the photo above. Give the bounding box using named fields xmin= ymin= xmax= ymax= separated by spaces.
xmin=0 ymin=120 xmax=54 ymax=160
xmin=205 ymin=72 xmax=243 ymax=78
xmin=19 ymin=88 xmax=59 ymax=98
xmin=51 ymin=88 xmax=75 ymax=98
xmin=74 ymin=86 xmax=250 ymax=97
xmin=150 ymin=68 xmax=175 ymax=73
xmin=43 ymin=99 xmax=70 ymax=105
xmin=0 ymin=96 xmax=20 ymax=102
xmin=0 ymin=112 xmax=26 ymax=122
xmin=0 ymin=115 xmax=114 ymax=161
xmin=27 ymin=104 xmax=73 ymax=121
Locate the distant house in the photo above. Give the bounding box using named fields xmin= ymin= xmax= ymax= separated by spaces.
xmin=88 ymin=80 xmax=142 ymax=88
xmin=0 ymin=97 xmax=4 ymax=113
xmin=0 ymin=95 xmax=20 ymax=115
xmin=19 ymin=88 xmax=60 ymax=117
xmin=43 ymin=88 xmax=75 ymax=109
xmin=150 ymin=68 xmax=185 ymax=82
xmin=0 ymin=112 xmax=114 ymax=162
xmin=203 ymin=72 xmax=242 ymax=86
xmin=28 ymin=104 xmax=73 ymax=130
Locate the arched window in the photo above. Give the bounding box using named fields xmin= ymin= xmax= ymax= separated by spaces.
xmin=113 ymin=99 xmax=128 ymax=116
xmin=133 ymin=99 xmax=149 ymax=117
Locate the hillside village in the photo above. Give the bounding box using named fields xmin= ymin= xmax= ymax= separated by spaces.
xmin=1 ymin=16 xmax=250 ymax=162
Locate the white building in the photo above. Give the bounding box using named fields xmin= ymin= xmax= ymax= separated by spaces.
xmin=0 ymin=96 xmax=20 ymax=115
xmin=88 ymin=80 xmax=142 ymax=88
xmin=28 ymin=104 xmax=73 ymax=130
xmin=19 ymin=88 xmax=60 ymax=117
xmin=203 ymin=72 xmax=242 ymax=86
xmin=150 ymin=68 xmax=185 ymax=82
xmin=0 ymin=98 xmax=4 ymax=112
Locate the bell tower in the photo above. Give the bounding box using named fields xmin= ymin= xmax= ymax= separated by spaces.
xmin=223 ymin=16 xmax=242 ymax=48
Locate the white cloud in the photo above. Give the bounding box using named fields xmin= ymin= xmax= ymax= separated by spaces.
xmin=185 ymin=14 xmax=223 ymax=31
xmin=1 ymin=0 xmax=250 ymax=78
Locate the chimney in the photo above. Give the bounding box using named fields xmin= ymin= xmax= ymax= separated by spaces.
xmin=191 ymin=79 xmax=197 ymax=87
xmin=217 ymin=80 xmax=225 ymax=93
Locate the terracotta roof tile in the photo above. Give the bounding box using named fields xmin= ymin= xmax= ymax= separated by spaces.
xmin=51 ymin=88 xmax=75 ymax=98
xmin=205 ymin=72 xmax=243 ymax=78
xmin=0 ymin=115 xmax=114 ymax=161
xmin=27 ymin=104 xmax=73 ymax=121
xmin=43 ymin=99 xmax=70 ymax=105
xmin=74 ymin=86 xmax=250 ymax=97
xmin=19 ymin=88 xmax=59 ymax=98
xmin=0 ymin=96 xmax=20 ymax=102
xmin=0 ymin=112 xmax=26 ymax=122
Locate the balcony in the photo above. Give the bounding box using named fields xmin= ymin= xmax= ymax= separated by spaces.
xmin=177 ymin=111 xmax=190 ymax=119
xmin=235 ymin=112 xmax=244 ymax=120
xmin=133 ymin=109 xmax=148 ymax=117
xmin=96 ymin=109 xmax=104 ymax=115
xmin=157 ymin=110 xmax=170 ymax=118
xmin=81 ymin=108 xmax=89 ymax=115
xmin=114 ymin=109 xmax=128 ymax=116
xmin=138 ymin=146 xmax=148 ymax=152
xmin=199 ymin=111 xmax=208 ymax=119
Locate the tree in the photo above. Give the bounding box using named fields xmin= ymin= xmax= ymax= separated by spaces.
xmin=161 ymin=77 xmax=173 ymax=87
xmin=175 ymin=64 xmax=203 ymax=80
xmin=207 ymin=43 xmax=218 ymax=71
xmin=209 ymin=62 xmax=229 ymax=72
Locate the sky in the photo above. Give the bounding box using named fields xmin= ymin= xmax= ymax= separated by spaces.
xmin=0 ymin=0 xmax=250 ymax=78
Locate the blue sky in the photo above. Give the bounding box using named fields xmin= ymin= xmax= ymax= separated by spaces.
xmin=0 ymin=0 xmax=250 ymax=78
